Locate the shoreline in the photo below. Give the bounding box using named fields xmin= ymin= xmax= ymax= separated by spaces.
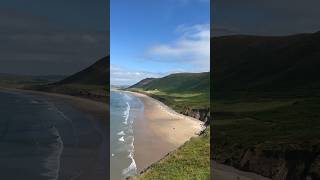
xmin=1 ymin=87 xmax=273 ymax=179
xmin=0 ymin=87 xmax=110 ymax=179
xmin=123 ymin=90 xmax=270 ymax=180
xmin=118 ymin=90 xmax=204 ymax=173
xmin=0 ymin=87 xmax=109 ymax=118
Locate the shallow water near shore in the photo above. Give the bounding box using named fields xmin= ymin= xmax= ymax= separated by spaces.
xmin=0 ymin=89 xmax=109 ymax=180
xmin=110 ymin=90 xmax=144 ymax=179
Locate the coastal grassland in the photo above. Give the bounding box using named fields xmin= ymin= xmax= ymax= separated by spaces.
xmin=17 ymin=56 xmax=109 ymax=101
xmin=128 ymin=88 xmax=209 ymax=112
xmin=43 ymin=83 xmax=107 ymax=95
xmin=213 ymin=96 xmax=320 ymax=172
xmin=127 ymin=72 xmax=210 ymax=112
xmin=136 ymin=128 xmax=210 ymax=180
xmin=0 ymin=74 xmax=64 ymax=89
xmin=26 ymin=83 xmax=109 ymax=99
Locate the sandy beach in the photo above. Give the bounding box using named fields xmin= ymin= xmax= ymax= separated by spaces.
xmin=123 ymin=91 xmax=204 ymax=172
xmin=121 ymin=90 xmax=270 ymax=179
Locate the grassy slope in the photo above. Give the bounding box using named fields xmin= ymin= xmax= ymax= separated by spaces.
xmin=0 ymin=74 xmax=65 ymax=89
xmin=136 ymin=129 xmax=210 ymax=180
xmin=25 ymin=57 xmax=109 ymax=101
xmin=212 ymin=32 xmax=320 ymax=95
xmin=213 ymin=98 xmax=320 ymax=161
xmin=128 ymin=72 xmax=210 ymax=112
xmin=33 ymin=83 xmax=108 ymax=96
xmin=129 ymin=88 xmax=209 ymax=112
xmin=212 ymin=32 xmax=320 ymax=178
xmin=57 ymin=56 xmax=109 ymax=86
xmin=212 ymin=97 xmax=320 ymax=179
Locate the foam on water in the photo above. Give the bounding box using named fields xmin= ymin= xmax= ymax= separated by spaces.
xmin=118 ymin=136 xmax=125 ymax=142
xmin=123 ymin=102 xmax=130 ymax=125
xmin=117 ymin=131 xmax=125 ymax=136
xmin=121 ymin=99 xmax=137 ymax=177
xmin=111 ymin=91 xmax=139 ymax=179
xmin=122 ymin=136 xmax=137 ymax=176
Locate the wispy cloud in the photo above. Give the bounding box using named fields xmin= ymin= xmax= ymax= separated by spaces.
xmin=110 ymin=64 xmax=165 ymax=86
xmin=111 ymin=24 xmax=210 ymax=85
xmin=146 ymin=23 xmax=210 ymax=71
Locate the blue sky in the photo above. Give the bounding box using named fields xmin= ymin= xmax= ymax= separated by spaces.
xmin=111 ymin=0 xmax=210 ymax=85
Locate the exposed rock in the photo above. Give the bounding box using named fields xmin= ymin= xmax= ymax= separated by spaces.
xmin=237 ymin=141 xmax=320 ymax=180
xmin=308 ymin=154 xmax=320 ymax=179
xmin=181 ymin=107 xmax=210 ymax=125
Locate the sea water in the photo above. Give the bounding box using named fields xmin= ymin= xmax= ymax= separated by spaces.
xmin=0 ymin=89 xmax=109 ymax=180
xmin=110 ymin=91 xmax=144 ymax=179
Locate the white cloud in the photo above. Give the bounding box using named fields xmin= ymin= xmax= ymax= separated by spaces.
xmin=110 ymin=64 xmax=164 ymax=86
xmin=146 ymin=24 xmax=210 ymax=71
xmin=111 ymin=24 xmax=210 ymax=86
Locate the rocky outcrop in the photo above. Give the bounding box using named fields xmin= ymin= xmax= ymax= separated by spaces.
xmin=307 ymin=154 xmax=320 ymax=179
xmin=229 ymin=141 xmax=320 ymax=180
xmin=181 ymin=107 xmax=210 ymax=125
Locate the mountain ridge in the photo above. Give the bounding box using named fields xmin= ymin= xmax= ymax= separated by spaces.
xmin=26 ymin=56 xmax=109 ymax=101
xmin=129 ymin=72 xmax=210 ymax=93
xmin=56 ymin=56 xmax=109 ymax=86
xmin=212 ymin=31 xmax=320 ymax=97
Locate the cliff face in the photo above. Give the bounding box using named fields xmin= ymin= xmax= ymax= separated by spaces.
xmin=242 ymin=142 xmax=320 ymax=180
xmin=181 ymin=107 xmax=210 ymax=125
xmin=215 ymin=140 xmax=320 ymax=180
xmin=144 ymin=92 xmax=210 ymax=124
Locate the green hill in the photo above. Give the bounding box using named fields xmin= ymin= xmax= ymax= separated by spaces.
xmin=130 ymin=72 xmax=209 ymax=93
xmin=212 ymin=32 xmax=320 ymax=179
xmin=27 ymin=56 xmax=109 ymax=101
xmin=56 ymin=56 xmax=109 ymax=86
xmin=0 ymin=74 xmax=65 ymax=88
xmin=128 ymin=72 xmax=210 ymax=122
xmin=213 ymin=31 xmax=320 ymax=98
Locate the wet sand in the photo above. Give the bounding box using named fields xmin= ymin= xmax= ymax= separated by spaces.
xmin=124 ymin=91 xmax=203 ymax=172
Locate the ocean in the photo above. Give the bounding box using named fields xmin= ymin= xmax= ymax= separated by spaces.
xmin=110 ymin=90 xmax=144 ymax=179
xmin=0 ymin=89 xmax=109 ymax=180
